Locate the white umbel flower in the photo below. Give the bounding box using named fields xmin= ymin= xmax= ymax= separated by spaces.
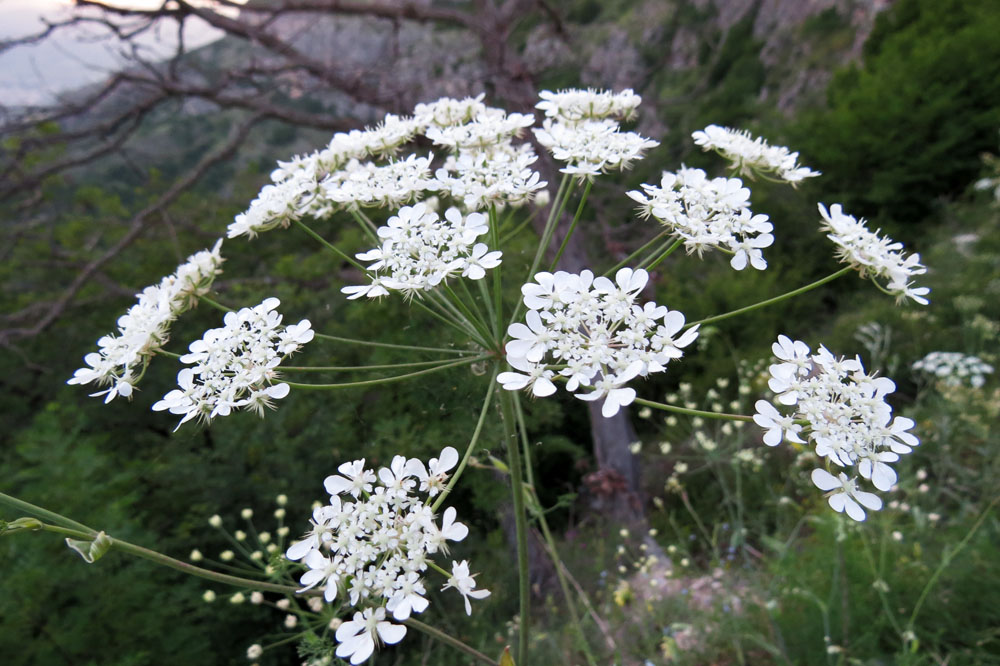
xmin=286 ymin=448 xmax=487 ymax=662
xmin=343 ymin=203 xmax=501 ymax=299
xmin=819 ymin=203 xmax=929 ymax=304
xmin=912 ymin=351 xmax=993 ymax=388
xmin=534 ymin=118 xmax=659 ymax=180
xmin=628 ymin=167 xmax=774 ymax=270
xmin=536 ymin=88 xmax=642 ymax=124
xmin=433 ymin=142 xmax=547 ymax=210
xmin=68 ymin=240 xmax=225 ymax=402
xmin=500 ymin=267 xmax=698 ymax=417
xmin=755 ymin=335 xmax=918 ymax=521
xmin=151 ymin=298 xmax=312 ymax=429
xmin=692 ymin=124 xmax=820 ymax=183
xmin=323 ymin=154 xmax=436 ymax=210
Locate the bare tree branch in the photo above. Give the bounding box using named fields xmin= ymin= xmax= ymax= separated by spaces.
xmin=0 ymin=112 xmax=264 ymax=346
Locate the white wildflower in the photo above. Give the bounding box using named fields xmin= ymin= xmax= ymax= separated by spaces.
xmin=912 ymin=351 xmax=993 ymax=388
xmin=343 ymin=203 xmax=501 ymax=299
xmin=151 ymin=298 xmax=312 ymax=429
xmin=819 ymin=203 xmax=929 ymax=304
xmin=627 ymin=167 xmax=773 ymax=270
xmin=500 ymin=267 xmax=698 ymax=417
xmin=756 ymin=336 xmax=918 ymax=521
xmin=691 ymin=124 xmax=819 ymax=183
xmin=68 ymin=240 xmax=225 ymax=401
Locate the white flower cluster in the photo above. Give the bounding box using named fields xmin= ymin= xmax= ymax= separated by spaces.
xmin=754 ymin=335 xmax=919 ymax=521
xmin=152 ymin=298 xmax=313 ymax=429
xmin=286 ymin=448 xmax=490 ymax=664
xmin=912 ymin=351 xmax=993 ymax=388
xmin=819 ymin=203 xmax=930 ymax=304
xmin=68 ymin=240 xmax=225 ymax=403
xmin=691 ymin=124 xmax=820 ymax=183
xmin=321 ymin=154 xmax=436 ymax=210
xmin=433 ymin=141 xmax=546 ymax=211
xmin=342 ymin=202 xmax=502 ymax=300
xmin=534 ymin=117 xmax=659 ymax=180
xmin=535 ymin=88 xmax=642 ymax=123
xmin=422 ymin=99 xmax=545 ymax=211
xmin=229 ymin=94 xmax=557 ymax=240
xmin=533 ymin=88 xmax=657 ymax=180
xmin=628 ymin=167 xmax=774 ymax=270
xmin=499 ymin=267 xmax=699 ymax=417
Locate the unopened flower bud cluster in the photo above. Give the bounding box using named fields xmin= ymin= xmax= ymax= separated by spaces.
xmin=499 ymin=267 xmax=699 ymax=417
xmin=67 ymin=240 xmax=225 ymax=402
xmin=754 ymin=335 xmax=919 ymax=521
xmin=286 ymin=447 xmax=489 ymax=664
xmin=628 ymin=166 xmax=774 ymax=270
xmin=152 ymin=298 xmax=313 ymax=429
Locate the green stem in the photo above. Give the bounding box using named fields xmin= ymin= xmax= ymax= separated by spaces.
xmin=603 ymin=231 xmax=670 ymax=277
xmin=403 ymin=618 xmax=499 ymax=666
xmin=499 ymin=390 xmax=531 ymax=665
xmin=283 ymin=355 xmax=488 ymax=390
xmin=431 ymin=365 xmax=499 ymax=513
xmin=199 ymin=295 xmax=233 ymax=314
xmin=0 ymin=491 xmax=97 ymax=536
xmin=633 ymin=397 xmax=754 ymax=422
xmin=441 ymin=283 xmax=495 ymax=348
xmin=686 ymin=267 xmax=852 ymax=328
xmin=548 ymin=178 xmax=592 ymax=271
xmin=509 ymin=175 xmax=574 ymax=332
xmin=512 ymin=393 xmax=599 ymax=666
xmin=281 ymin=359 xmax=463 ymax=372
xmin=312 ymin=332 xmax=478 ymax=356
xmin=905 ymin=496 xmax=1000 ymax=639
xmin=642 ymin=237 xmax=684 ymax=272
xmin=348 ymin=208 xmax=379 ymax=244
xmin=489 ymin=204 xmax=503 ymax=340
xmin=292 ymin=218 xmax=365 ymax=271
xmin=411 ymin=295 xmax=489 ymax=346
xmin=15 ymin=516 xmax=301 ymax=595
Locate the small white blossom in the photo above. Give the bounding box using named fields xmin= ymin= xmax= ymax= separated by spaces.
xmin=536 ymin=88 xmax=642 ymax=124
xmin=819 ymin=203 xmax=929 ymax=304
xmin=628 ymin=167 xmax=773 ymax=270
xmin=535 ymin=118 xmax=658 ymax=179
xmin=335 ymin=607 xmax=406 ymax=665
xmin=500 ymin=267 xmax=698 ymax=417
xmin=756 ymin=336 xmax=918 ymax=521
xmin=68 ymin=240 xmax=225 ymax=401
xmin=286 ymin=450 xmax=487 ymax=661
xmin=692 ymin=124 xmax=819 ymax=183
xmin=442 ymin=559 xmax=491 ymax=615
xmin=151 ymin=298 xmax=312 ymax=429
xmin=343 ymin=203 xmax=502 ymax=300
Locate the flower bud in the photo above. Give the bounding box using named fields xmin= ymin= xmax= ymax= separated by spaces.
xmin=209 ymin=514 xmax=223 ymax=528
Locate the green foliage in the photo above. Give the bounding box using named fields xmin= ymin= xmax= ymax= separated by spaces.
xmin=793 ymin=0 xmax=1000 ymax=233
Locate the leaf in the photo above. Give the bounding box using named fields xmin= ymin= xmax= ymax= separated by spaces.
xmin=66 ymin=531 xmax=113 ymax=564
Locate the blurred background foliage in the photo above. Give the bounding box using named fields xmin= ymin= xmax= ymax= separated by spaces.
xmin=1 ymin=0 xmax=999 ymax=663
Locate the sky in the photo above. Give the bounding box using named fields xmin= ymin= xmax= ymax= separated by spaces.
xmin=0 ymin=0 xmax=230 ymax=105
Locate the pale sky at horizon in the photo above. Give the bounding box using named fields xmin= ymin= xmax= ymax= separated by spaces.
xmin=0 ymin=0 xmax=236 ymax=105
